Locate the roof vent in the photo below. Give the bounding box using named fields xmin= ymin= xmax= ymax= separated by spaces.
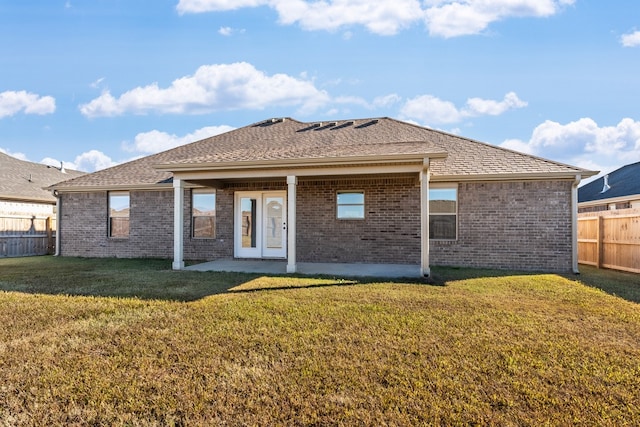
xmin=256 ymin=118 xmax=285 ymax=127
xmin=314 ymin=122 xmax=337 ymax=131
xmin=330 ymin=121 xmax=354 ymax=130
xmin=354 ymin=119 xmax=379 ymax=129
xmin=600 ymin=174 xmax=610 ymax=193
xmin=297 ymin=123 xmax=322 ymax=132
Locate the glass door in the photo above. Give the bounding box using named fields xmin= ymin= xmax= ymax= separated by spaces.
xmin=235 ymin=191 xmax=286 ymax=258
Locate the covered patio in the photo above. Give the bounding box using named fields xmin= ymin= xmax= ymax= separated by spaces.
xmin=185 ymin=259 xmax=422 ymax=278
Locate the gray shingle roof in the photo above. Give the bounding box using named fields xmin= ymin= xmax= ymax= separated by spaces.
xmin=578 ymin=161 xmax=640 ymax=203
xmin=0 ymin=152 xmax=85 ymax=203
xmin=52 ymin=117 xmax=595 ymax=190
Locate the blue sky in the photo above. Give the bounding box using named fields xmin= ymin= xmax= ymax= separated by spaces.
xmin=1 ymin=0 xmax=639 ymax=181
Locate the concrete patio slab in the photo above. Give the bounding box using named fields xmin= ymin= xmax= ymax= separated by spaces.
xmin=185 ymin=259 xmax=422 ymax=279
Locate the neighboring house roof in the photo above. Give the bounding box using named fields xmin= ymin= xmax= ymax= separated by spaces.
xmin=51 ymin=117 xmax=596 ymax=191
xmin=0 ymin=152 xmax=85 ymax=203
xmin=578 ymin=161 xmax=640 ymax=204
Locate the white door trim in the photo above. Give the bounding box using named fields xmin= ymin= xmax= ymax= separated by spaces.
xmin=234 ymin=191 xmax=287 ymax=259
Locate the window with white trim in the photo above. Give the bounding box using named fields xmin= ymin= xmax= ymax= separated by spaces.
xmin=192 ymin=189 xmax=216 ymax=238
xmin=337 ymin=191 xmax=365 ymax=219
xmin=429 ymin=186 xmax=457 ymax=240
xmin=109 ymin=191 xmax=130 ymax=238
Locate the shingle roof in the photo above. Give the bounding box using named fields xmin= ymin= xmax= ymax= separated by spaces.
xmin=578 ymin=161 xmax=640 ymax=203
xmin=0 ymin=152 xmax=85 ymax=203
xmin=52 ymin=117 xmax=595 ymax=190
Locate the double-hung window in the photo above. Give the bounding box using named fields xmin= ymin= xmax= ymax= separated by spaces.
xmin=192 ymin=190 xmax=216 ymax=238
xmin=337 ymin=191 xmax=365 ymax=219
xmin=429 ymin=186 xmax=457 ymax=240
xmin=109 ymin=191 xmax=130 ymax=238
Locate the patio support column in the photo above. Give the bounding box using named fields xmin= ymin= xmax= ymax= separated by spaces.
xmin=420 ymin=159 xmax=430 ymax=277
xmin=172 ymin=178 xmax=185 ymax=270
xmin=287 ymin=175 xmax=297 ymax=273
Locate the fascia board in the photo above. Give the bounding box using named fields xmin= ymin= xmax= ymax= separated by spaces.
xmin=154 ymin=152 xmax=449 ymax=172
xmin=578 ymin=193 xmax=640 ymax=207
xmin=431 ymin=172 xmax=594 ymax=182
xmin=51 ymin=183 xmax=175 ymax=193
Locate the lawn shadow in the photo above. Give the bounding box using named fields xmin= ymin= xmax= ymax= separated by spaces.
xmin=0 ymin=256 xmax=437 ymax=302
xmin=8 ymin=257 xmax=635 ymax=303
xmin=568 ymin=265 xmax=640 ymax=304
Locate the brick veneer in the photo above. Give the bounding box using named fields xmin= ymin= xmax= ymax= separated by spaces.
xmin=429 ymin=180 xmax=574 ymax=271
xmin=296 ymin=175 xmax=421 ymax=264
xmin=59 ymin=178 xmax=574 ymax=272
xmin=60 ymin=190 xmax=174 ymax=258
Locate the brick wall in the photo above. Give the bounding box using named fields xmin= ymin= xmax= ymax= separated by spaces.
xmin=430 ymin=180 xmax=574 ymax=272
xmin=59 ymin=178 xmax=574 ymax=272
xmin=60 ymin=189 xmax=236 ymax=260
xmin=60 ymin=190 xmax=174 ymax=258
xmin=296 ymin=175 xmax=421 ymax=264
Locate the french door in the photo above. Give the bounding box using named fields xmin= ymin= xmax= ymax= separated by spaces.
xmin=234 ymin=191 xmax=287 ymax=258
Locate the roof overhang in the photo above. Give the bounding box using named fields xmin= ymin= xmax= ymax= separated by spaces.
xmin=154 ymin=153 xmax=447 ymax=181
xmin=431 ymin=171 xmax=596 ymax=182
xmin=154 ymin=152 xmax=448 ymax=173
xmin=578 ymin=193 xmax=640 ymax=207
xmin=0 ymin=194 xmax=56 ymax=204
xmin=50 ymin=183 xmax=175 ymax=193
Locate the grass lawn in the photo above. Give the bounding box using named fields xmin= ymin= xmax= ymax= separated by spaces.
xmin=0 ymin=257 xmax=639 ymax=425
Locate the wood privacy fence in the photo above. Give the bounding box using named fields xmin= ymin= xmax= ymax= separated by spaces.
xmin=0 ymin=215 xmax=55 ymax=257
xmin=577 ymin=209 xmax=640 ymax=274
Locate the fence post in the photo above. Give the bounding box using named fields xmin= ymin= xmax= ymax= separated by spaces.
xmin=596 ymin=215 xmax=604 ymax=269
xmin=46 ymin=216 xmax=53 ymax=254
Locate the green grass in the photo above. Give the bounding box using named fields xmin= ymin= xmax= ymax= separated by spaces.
xmin=1 ymin=256 xmax=639 ymax=425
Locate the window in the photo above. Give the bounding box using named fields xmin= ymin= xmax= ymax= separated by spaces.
xmin=337 ymin=191 xmax=365 ymax=219
xmin=429 ymin=186 xmax=457 ymax=240
xmin=109 ymin=191 xmax=130 ymax=238
xmin=192 ymin=190 xmax=216 ymax=238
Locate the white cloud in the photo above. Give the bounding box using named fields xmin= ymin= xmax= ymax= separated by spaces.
xmin=0 ymin=91 xmax=56 ymax=118
xmin=500 ymin=117 xmax=640 ymax=177
xmin=123 ymin=125 xmax=235 ymax=154
xmin=176 ymin=0 xmax=574 ymax=37
xmin=79 ymin=62 xmax=331 ymax=117
xmin=465 ymin=91 xmax=527 ymax=115
xmin=177 ymin=0 xmax=264 ymax=13
xmin=0 ymin=147 xmax=29 ymax=161
xmin=401 ymin=95 xmax=462 ymax=124
xmin=90 ymin=77 xmax=105 ymax=89
xmin=621 ymin=30 xmax=640 ymax=47
xmin=218 ymin=26 xmax=245 ymax=36
xmin=424 ymin=0 xmax=574 ymax=38
xmin=42 ymin=150 xmax=118 ymax=173
xmin=400 ymin=92 xmax=527 ymax=125
xmin=372 ymin=93 xmax=402 ymax=108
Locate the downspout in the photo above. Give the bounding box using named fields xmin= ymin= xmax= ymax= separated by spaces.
xmin=571 ymin=174 xmax=581 ymax=274
xmin=53 ymin=190 xmax=61 ymax=256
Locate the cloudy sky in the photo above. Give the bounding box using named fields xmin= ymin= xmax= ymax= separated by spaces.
xmin=1 ymin=1 xmax=639 ymax=181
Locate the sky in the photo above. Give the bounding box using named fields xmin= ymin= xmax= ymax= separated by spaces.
xmin=1 ymin=0 xmax=639 ymax=184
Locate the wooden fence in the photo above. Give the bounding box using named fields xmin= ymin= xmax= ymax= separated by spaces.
xmin=0 ymin=216 xmax=56 ymax=257
xmin=577 ymin=209 xmax=640 ymax=274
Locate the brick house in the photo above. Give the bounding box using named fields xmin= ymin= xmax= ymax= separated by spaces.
xmin=1 ymin=152 xmax=84 ymax=256
xmin=578 ymin=161 xmax=640 ymax=213
xmin=50 ymin=117 xmax=596 ymax=275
